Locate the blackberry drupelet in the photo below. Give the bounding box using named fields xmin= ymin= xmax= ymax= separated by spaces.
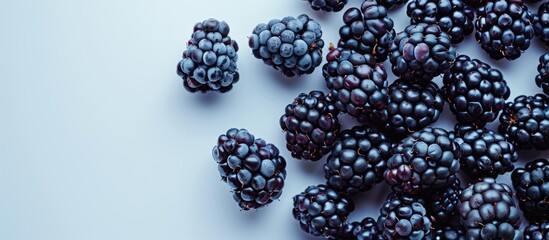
xmin=432 ymin=225 xmax=466 ymax=240
xmin=306 ymin=0 xmax=348 ymax=12
xmin=534 ymin=2 xmax=549 ymax=48
xmin=511 ymin=158 xmax=549 ymax=222
xmin=323 ymin=126 xmax=392 ymax=195
xmin=378 ymin=0 xmax=406 ymax=10
xmin=280 ymin=91 xmax=340 ymax=161
xmin=474 ymin=0 xmax=535 ymax=60
xmin=454 ymin=128 xmax=518 ymax=178
xmin=389 ymin=23 xmax=456 ymax=82
xmin=442 ymin=55 xmax=510 ymax=127
xmin=353 ymin=217 xmax=383 ymax=240
xmin=249 ymin=14 xmax=324 ymax=77
xmin=535 ymin=52 xmax=549 ymax=95
xmin=422 ymin=179 xmax=462 ymax=225
xmin=369 ymin=79 xmax=444 ymax=140
xmin=384 ymin=127 xmax=461 ymax=195
xmin=212 ymin=128 xmax=286 ymax=210
xmin=499 ymin=94 xmax=549 ymax=150
xmin=177 ymin=18 xmax=239 ymax=93
xmin=525 ymin=222 xmax=549 ymax=240
xmin=292 ymin=184 xmax=355 ymax=239
xmin=458 ymin=178 xmax=523 ymax=240
xmin=377 ymin=193 xmax=432 ymax=240
xmin=406 ymin=0 xmax=474 ymax=44
xmin=322 ymin=47 xmax=388 ymax=122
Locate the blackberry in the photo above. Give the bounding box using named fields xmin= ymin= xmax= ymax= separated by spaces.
xmin=337 ymin=1 xmax=395 ymax=62
xmin=406 ymin=0 xmax=474 ymax=44
xmin=422 ymin=179 xmax=462 ymax=225
xmin=535 ymin=52 xmax=549 ymax=95
xmin=280 ymin=91 xmax=340 ymax=161
xmin=389 ymin=23 xmax=456 ymax=82
xmin=511 ymin=158 xmax=549 ymax=222
xmin=378 ymin=0 xmax=406 ymax=10
xmin=322 ymin=47 xmax=388 ymax=122
xmin=384 ymin=127 xmax=461 ymax=195
xmin=442 ymin=55 xmax=511 ymax=127
xmin=454 ymin=128 xmax=518 ymax=178
xmin=306 ymin=0 xmax=348 ymax=12
xmin=474 ymin=0 xmax=535 ymax=60
xmin=292 ymin=184 xmax=355 ymax=239
xmin=431 ymin=225 xmax=466 ymax=240
xmin=369 ymin=79 xmax=444 ymax=140
xmin=499 ymin=94 xmax=549 ymax=150
xmin=353 ymin=217 xmax=383 ymax=240
xmin=323 ymin=126 xmax=392 ymax=195
xmin=249 ymin=14 xmax=324 ymax=77
xmin=377 ymin=193 xmax=432 ymax=240
xmin=177 ymin=18 xmax=239 ymax=93
xmin=458 ymin=178 xmax=523 ymax=240
xmin=212 ymin=128 xmax=286 ymax=210
xmin=534 ymin=3 xmax=549 ymax=48
xmin=525 ymin=222 xmax=549 ymax=240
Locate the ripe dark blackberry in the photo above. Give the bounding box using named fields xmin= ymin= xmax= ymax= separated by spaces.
xmin=353 ymin=217 xmax=383 ymax=240
xmin=525 ymin=222 xmax=549 ymax=240
xmin=249 ymin=14 xmax=324 ymax=77
xmin=322 ymin=47 xmax=388 ymax=122
xmin=377 ymin=193 xmax=432 ymax=240
xmin=442 ymin=55 xmax=511 ymax=127
xmin=389 ymin=23 xmax=456 ymax=82
xmin=454 ymin=128 xmax=518 ymax=178
xmin=458 ymin=178 xmax=523 ymax=240
xmin=511 ymin=158 xmax=549 ymax=222
xmin=280 ymin=91 xmax=340 ymax=161
xmin=384 ymin=127 xmax=460 ymax=195
xmin=369 ymin=79 xmax=444 ymax=140
xmin=432 ymin=225 xmax=466 ymax=240
xmin=499 ymin=94 xmax=549 ymax=150
xmin=323 ymin=126 xmax=392 ymax=195
xmin=292 ymin=184 xmax=354 ymax=239
xmin=306 ymin=0 xmax=347 ymax=12
xmin=535 ymin=52 xmax=549 ymax=95
xmin=422 ymin=179 xmax=462 ymax=225
xmin=534 ymin=2 xmax=549 ymax=48
xmin=337 ymin=1 xmax=395 ymax=62
xmin=378 ymin=0 xmax=406 ymax=10
xmin=474 ymin=0 xmax=535 ymax=60
xmin=177 ymin=18 xmax=239 ymax=93
xmin=212 ymin=128 xmax=286 ymax=210
xmin=406 ymin=0 xmax=474 ymax=44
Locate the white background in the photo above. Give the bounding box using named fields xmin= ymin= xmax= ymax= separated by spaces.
xmin=1 ymin=0 xmax=548 ymax=239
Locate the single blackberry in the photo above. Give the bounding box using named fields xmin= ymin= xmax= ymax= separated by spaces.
xmin=525 ymin=222 xmax=549 ymax=240
xmin=454 ymin=128 xmax=518 ymax=178
xmin=292 ymin=184 xmax=355 ymax=239
xmin=280 ymin=91 xmax=340 ymax=161
xmin=306 ymin=0 xmax=348 ymax=12
xmin=431 ymin=225 xmax=466 ymax=240
xmin=353 ymin=217 xmax=383 ymax=240
xmin=474 ymin=0 xmax=535 ymax=60
xmin=378 ymin=0 xmax=406 ymax=10
xmin=322 ymin=47 xmax=388 ymax=122
xmin=458 ymin=178 xmax=523 ymax=240
xmin=323 ymin=126 xmax=392 ymax=195
xmin=534 ymin=2 xmax=549 ymax=48
xmin=499 ymin=94 xmax=549 ymax=150
xmin=422 ymin=179 xmax=462 ymax=225
xmin=212 ymin=128 xmax=286 ymax=210
xmin=177 ymin=18 xmax=239 ymax=93
xmin=377 ymin=193 xmax=432 ymax=240
xmin=369 ymin=79 xmax=444 ymax=140
xmin=535 ymin=52 xmax=549 ymax=95
xmin=249 ymin=14 xmax=324 ymax=77
xmin=384 ymin=127 xmax=461 ymax=195
xmin=511 ymin=158 xmax=549 ymax=222
xmin=442 ymin=55 xmax=511 ymax=127
xmin=406 ymin=0 xmax=474 ymax=44
xmin=337 ymin=1 xmax=395 ymax=62
xmin=389 ymin=23 xmax=456 ymax=82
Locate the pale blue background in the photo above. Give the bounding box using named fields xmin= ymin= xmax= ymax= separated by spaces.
xmin=1 ymin=0 xmax=548 ymax=239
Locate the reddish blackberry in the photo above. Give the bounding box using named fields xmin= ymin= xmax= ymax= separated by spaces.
xmin=369 ymin=79 xmax=444 ymax=140
xmin=280 ymin=91 xmax=340 ymax=161
xmin=511 ymin=158 xmax=549 ymax=222
xmin=177 ymin=18 xmax=239 ymax=93
xmin=432 ymin=225 xmax=466 ymax=240
xmin=525 ymin=222 xmax=549 ymax=240
xmin=534 ymin=2 xmax=549 ymax=48
xmin=535 ymin=52 xmax=549 ymax=95
xmin=353 ymin=217 xmax=383 ymax=240
xmin=454 ymin=128 xmax=518 ymax=178
xmin=474 ymin=0 xmax=535 ymax=60
xmin=458 ymin=178 xmax=523 ymax=240
xmin=292 ymin=184 xmax=355 ymax=239
xmin=384 ymin=127 xmax=461 ymax=195
xmin=442 ymin=55 xmax=510 ymax=127
xmin=389 ymin=23 xmax=456 ymax=82
xmin=322 ymin=47 xmax=388 ymax=122
xmin=249 ymin=14 xmax=324 ymax=77
xmin=323 ymin=126 xmax=392 ymax=195
xmin=377 ymin=193 xmax=432 ymax=240
xmin=306 ymin=0 xmax=348 ymax=12
xmin=422 ymin=179 xmax=462 ymax=225
xmin=212 ymin=128 xmax=286 ymax=210
xmin=406 ymin=0 xmax=474 ymax=44
xmin=499 ymin=94 xmax=549 ymax=150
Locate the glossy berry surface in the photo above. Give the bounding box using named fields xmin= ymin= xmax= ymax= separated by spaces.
xmin=432 ymin=225 xmax=466 ymax=240
xmin=353 ymin=217 xmax=383 ymax=240
xmin=511 ymin=158 xmax=549 ymax=222
xmin=524 ymin=222 xmax=549 ymax=240
xmin=306 ymin=0 xmax=347 ymax=12
xmin=534 ymin=2 xmax=549 ymax=48
xmin=536 ymin=52 xmax=549 ymax=95
xmin=377 ymin=193 xmax=432 ymax=240
xmin=422 ymin=179 xmax=462 ymax=225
